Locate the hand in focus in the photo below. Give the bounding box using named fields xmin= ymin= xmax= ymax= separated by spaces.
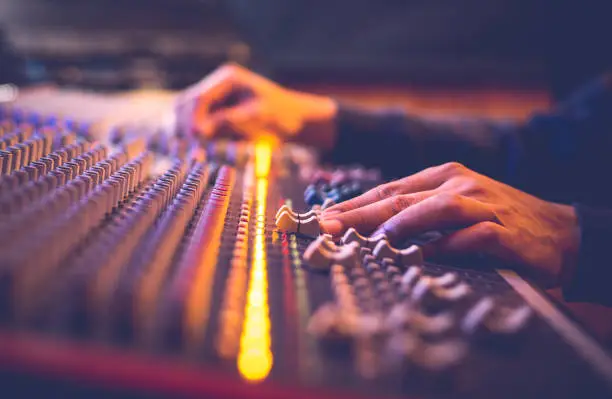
xmin=175 ymin=63 xmax=337 ymax=149
xmin=320 ymin=162 xmax=580 ymax=286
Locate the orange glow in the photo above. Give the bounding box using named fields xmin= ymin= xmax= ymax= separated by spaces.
xmin=237 ymin=153 xmax=273 ymax=382
xmin=254 ymin=140 xmax=273 ymax=178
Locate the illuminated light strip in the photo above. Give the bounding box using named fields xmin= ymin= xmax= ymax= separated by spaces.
xmin=238 ymin=141 xmax=273 ymax=382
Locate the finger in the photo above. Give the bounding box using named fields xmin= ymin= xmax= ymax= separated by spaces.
xmin=322 ymin=165 xmax=457 ymax=216
xmin=177 ymin=64 xmax=245 ymax=108
xmin=372 ymin=194 xmax=499 ymax=243
xmin=423 ymin=221 xmax=511 ymax=258
xmin=319 ymin=191 xmax=436 ymax=236
xmin=204 ymin=101 xmax=263 ymax=140
xmin=174 ymin=96 xmax=198 ymax=138
xmin=177 ymin=67 xmax=250 ymax=137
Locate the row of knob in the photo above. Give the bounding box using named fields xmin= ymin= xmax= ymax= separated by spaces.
xmin=217 ymin=163 xmax=256 ymax=358
xmin=0 ymin=149 xmax=135 ymax=253
xmin=308 ymin=168 xmax=381 ymax=187
xmin=1 ymin=107 xmax=91 ymax=138
xmin=0 ymin=127 xmax=76 ymax=175
xmin=8 ymin=153 xmax=153 ymax=321
xmin=304 ymin=181 xmax=361 ymax=207
xmin=165 ymin=166 xmax=237 ymax=350
xmin=0 ymin=143 xmax=105 ymax=214
xmin=304 ymin=229 xmax=423 ymax=271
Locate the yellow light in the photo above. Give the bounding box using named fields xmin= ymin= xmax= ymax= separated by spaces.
xmin=254 ymin=140 xmax=273 ymax=178
xmin=238 ymin=146 xmax=273 ymax=382
xmin=237 ymin=348 xmax=273 ymax=382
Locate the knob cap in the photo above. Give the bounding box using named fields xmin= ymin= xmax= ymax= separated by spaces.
xmin=411 ymin=276 xmax=471 ymax=311
xmin=373 ymin=240 xmax=423 ymax=266
xmin=275 ymin=210 xmax=321 ymax=236
xmin=341 ymin=227 xmax=387 ymax=249
xmin=303 ymin=237 xmax=359 ymax=270
xmin=275 ymin=210 xmax=299 ymax=231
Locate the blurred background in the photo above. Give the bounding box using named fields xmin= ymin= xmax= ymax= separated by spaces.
xmin=1 ymin=0 xmax=612 ymax=367
xmin=0 ymin=0 xmax=610 ymax=99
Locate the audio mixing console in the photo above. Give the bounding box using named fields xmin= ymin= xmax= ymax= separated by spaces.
xmin=0 ymin=88 xmax=610 ymax=399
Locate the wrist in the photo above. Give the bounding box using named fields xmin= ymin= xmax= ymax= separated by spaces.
xmin=555 ymin=203 xmax=580 ymax=287
xmin=293 ymin=91 xmax=338 ymax=151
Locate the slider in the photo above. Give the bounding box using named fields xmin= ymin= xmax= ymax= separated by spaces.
xmin=303 ymin=235 xmax=360 ymax=270
xmin=341 ymin=227 xmax=387 ymax=249
xmin=275 ymin=203 xmax=321 ymax=236
xmin=373 ymin=240 xmax=423 ymax=267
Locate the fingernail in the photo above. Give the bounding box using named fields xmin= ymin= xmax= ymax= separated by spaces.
xmin=320 ymin=209 xmax=341 ymax=220
xmin=320 ymin=219 xmax=344 ymax=236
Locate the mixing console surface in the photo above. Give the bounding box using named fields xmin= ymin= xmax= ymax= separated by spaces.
xmin=0 ymin=90 xmax=611 ymax=398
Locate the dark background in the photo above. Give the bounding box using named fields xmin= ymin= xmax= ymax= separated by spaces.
xmin=0 ymin=0 xmax=610 ymax=97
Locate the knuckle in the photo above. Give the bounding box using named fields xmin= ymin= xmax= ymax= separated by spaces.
xmin=440 ymin=161 xmax=467 ymax=175
xmin=476 ymin=221 xmax=502 ymax=244
xmin=376 ymin=182 xmax=398 ymax=200
xmin=436 ymin=193 xmax=463 ymax=217
xmin=220 ymin=63 xmax=240 ymax=75
xmin=390 ymin=194 xmax=414 ymax=215
xmin=340 ymin=200 xmax=355 ymax=212
xmin=459 ymin=177 xmax=485 ymax=195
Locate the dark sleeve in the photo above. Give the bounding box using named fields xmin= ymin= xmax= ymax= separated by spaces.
xmin=326 ymin=104 xmax=520 ymax=182
xmin=325 ymin=73 xmax=612 ymax=205
xmin=563 ymin=205 xmax=612 ymax=307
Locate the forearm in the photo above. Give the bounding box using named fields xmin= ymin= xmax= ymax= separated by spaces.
xmin=325 ymin=73 xmax=611 ymax=204
xmin=562 ymin=205 xmax=612 ymax=307
xmin=325 ymin=102 xmax=523 ymax=181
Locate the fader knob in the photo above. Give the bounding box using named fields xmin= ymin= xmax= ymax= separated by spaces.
xmin=400 ymin=266 xmax=422 ymax=294
xmin=461 ymin=297 xmax=495 ymax=335
xmin=341 ymin=227 xmax=388 ymax=249
xmin=462 ymin=297 xmax=533 ymax=344
xmin=275 ymin=204 xmax=319 ymax=221
xmin=487 ymin=305 xmax=532 ymax=335
xmin=373 ymin=240 xmax=423 ymax=267
xmin=303 ymin=237 xmax=359 ymax=270
xmin=412 ymin=277 xmax=472 ymax=311
xmin=275 ymin=204 xmax=293 ymax=220
xmin=299 ymin=215 xmax=321 ymax=236
xmin=411 ymin=339 xmax=467 ymax=373
xmin=276 ymin=210 xmax=321 ymax=236
xmin=385 ymin=303 xmax=454 ymax=337
xmin=276 ymin=210 xmax=299 ymax=231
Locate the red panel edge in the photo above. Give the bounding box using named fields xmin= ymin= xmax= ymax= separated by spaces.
xmin=0 ymin=331 xmax=408 ymax=399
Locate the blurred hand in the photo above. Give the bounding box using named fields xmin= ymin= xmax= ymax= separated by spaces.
xmin=175 ymin=63 xmax=338 ymax=149
xmin=320 ymin=162 xmax=579 ymax=285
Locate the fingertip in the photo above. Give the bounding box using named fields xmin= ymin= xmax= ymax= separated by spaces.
xmin=319 ymin=219 xmax=344 ymax=236
xmin=320 ymin=209 xmax=341 ymax=220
